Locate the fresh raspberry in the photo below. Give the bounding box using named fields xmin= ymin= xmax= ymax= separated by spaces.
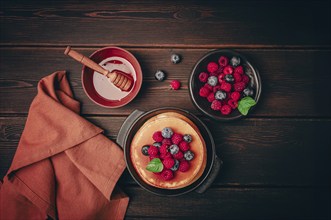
xmin=234 ymin=66 xmax=244 ymax=75
xmin=220 ymin=82 xmax=232 ymax=92
xmin=152 ymin=131 xmax=163 ymax=142
xmin=234 ymin=82 xmax=246 ymax=92
xmin=199 ymin=87 xmax=210 ymax=98
xmin=163 ymin=158 xmax=175 ymax=169
xmin=211 ymin=100 xmax=222 ymax=111
xmin=204 ymin=83 xmax=213 ymax=91
xmin=161 ymin=169 xmax=174 ymax=180
xmin=220 ymin=104 xmax=232 ymax=115
xmin=231 ymin=91 xmax=241 ymax=101
xmin=242 ymin=74 xmax=250 ymax=84
xmin=199 ymin=72 xmax=209 ymax=83
xmin=171 ymin=133 xmax=183 ymax=145
xmin=162 ymin=138 xmax=172 ymax=146
xmin=179 ymin=141 xmax=190 ymax=152
xmin=223 ymin=66 xmax=233 ymax=75
xmin=160 ymin=152 xmax=172 ymax=160
xmin=207 ymin=62 xmax=219 ymax=73
xmin=159 ymin=144 xmax=168 ymax=154
xmin=228 ymin=99 xmax=238 ymax=109
xmin=148 ymin=145 xmax=159 ymax=156
xmin=170 ymin=80 xmax=181 ymax=90
xmin=218 ymin=56 xmax=229 ymax=67
xmin=207 ymin=93 xmax=216 ymax=102
xmin=218 ymin=74 xmax=225 ymax=84
xmin=149 ymin=155 xmax=160 ymax=160
xmin=173 ymin=151 xmax=184 ymax=160
xmin=179 ymin=160 xmax=190 ymax=172
xmin=213 ymin=85 xmax=222 ymax=93
xmin=233 ymin=72 xmax=242 ymax=82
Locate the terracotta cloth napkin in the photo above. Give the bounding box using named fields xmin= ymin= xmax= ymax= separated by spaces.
xmin=0 ymin=71 xmax=129 ymax=219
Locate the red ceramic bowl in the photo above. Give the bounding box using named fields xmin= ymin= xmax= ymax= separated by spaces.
xmin=82 ymin=47 xmax=142 ymax=108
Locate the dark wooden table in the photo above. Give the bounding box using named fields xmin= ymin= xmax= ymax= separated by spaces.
xmin=1 ymin=1 xmax=330 ymax=219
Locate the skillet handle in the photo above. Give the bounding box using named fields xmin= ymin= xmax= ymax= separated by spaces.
xmin=195 ymin=154 xmax=222 ymax=194
xmin=116 ymin=109 xmax=145 ymax=148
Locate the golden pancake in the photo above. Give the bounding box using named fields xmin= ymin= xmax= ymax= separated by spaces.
xmin=130 ymin=112 xmax=207 ymax=189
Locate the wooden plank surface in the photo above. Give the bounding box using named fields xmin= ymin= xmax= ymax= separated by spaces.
xmin=123 ymin=187 xmax=330 ymax=219
xmin=1 ymin=117 xmax=330 ymax=187
xmin=0 ymin=48 xmax=330 ymax=117
xmin=1 ymin=1 xmax=330 ymax=47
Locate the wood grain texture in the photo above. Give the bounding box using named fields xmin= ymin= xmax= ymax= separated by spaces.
xmin=0 ymin=48 xmax=330 ymax=116
xmin=123 ymin=187 xmax=331 ymax=219
xmin=1 ymin=1 xmax=330 ymax=47
xmin=1 ymin=117 xmax=330 ymax=187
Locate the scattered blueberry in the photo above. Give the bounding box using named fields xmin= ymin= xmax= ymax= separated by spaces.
xmin=141 ymin=145 xmax=150 ymax=156
xmin=183 ymin=134 xmax=192 ymax=143
xmin=225 ymin=74 xmax=234 ymax=83
xmin=169 ymin=144 xmax=179 ymax=155
xmin=171 ymin=159 xmax=180 ymax=171
xmin=207 ymin=76 xmax=218 ymax=86
xmin=230 ymin=56 xmax=241 ymax=67
xmin=215 ymin=90 xmax=227 ymax=100
xmin=153 ymin=142 xmax=162 ymax=148
xmin=162 ymin=127 xmax=174 ymax=139
xmin=184 ymin=150 xmax=195 ymax=161
xmin=243 ymin=87 xmax=254 ymax=96
xmin=155 ymin=70 xmax=166 ymax=81
xmin=171 ymin=54 xmax=181 ymax=64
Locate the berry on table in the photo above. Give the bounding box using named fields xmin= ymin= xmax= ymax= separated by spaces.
xmin=155 ymin=70 xmax=166 ymax=81
xmin=170 ymin=159 xmax=180 ymax=171
xmin=221 ymin=104 xmax=232 ymax=115
xmin=215 ymin=90 xmax=227 ymax=100
xmin=234 ymin=66 xmax=244 ymax=75
xmin=211 ymin=100 xmax=222 ymax=111
xmin=163 ymin=157 xmax=175 ymax=169
xmin=152 ymin=131 xmax=163 ymax=142
xmin=141 ymin=145 xmax=150 ymax=156
xmin=148 ymin=145 xmax=159 ymax=156
xmin=170 ymin=80 xmax=181 ymax=90
xmin=160 ymin=144 xmax=168 ymax=154
xmin=243 ymin=87 xmax=254 ymax=96
xmin=162 ymin=138 xmax=172 ymax=146
xmin=199 ymin=87 xmax=211 ymax=97
xmin=207 ymin=93 xmax=216 ymax=102
xmin=220 ymin=82 xmax=232 ymax=92
xmin=161 ymin=169 xmax=174 ymax=180
xmin=179 ymin=160 xmax=190 ymax=172
xmin=223 ymin=66 xmax=233 ymax=75
xmin=179 ymin=141 xmax=190 ymax=152
xmin=171 ymin=133 xmax=183 ymax=145
xmin=228 ymin=99 xmax=238 ymax=109
xmin=173 ymin=151 xmax=184 ymax=160
xmin=171 ymin=54 xmax=181 ymax=64
xmin=153 ymin=142 xmax=162 ymax=148
xmin=225 ymin=74 xmax=234 ymax=83
xmin=233 ymin=72 xmax=242 ymax=83
xmin=230 ymin=91 xmax=241 ymax=101
xmin=234 ymin=82 xmax=246 ymax=92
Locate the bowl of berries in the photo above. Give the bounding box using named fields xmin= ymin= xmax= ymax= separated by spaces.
xmin=189 ymin=49 xmax=261 ymax=121
xmin=116 ymin=107 xmax=222 ymax=196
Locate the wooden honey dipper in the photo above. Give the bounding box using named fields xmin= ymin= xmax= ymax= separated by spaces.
xmin=64 ymin=46 xmax=133 ymax=91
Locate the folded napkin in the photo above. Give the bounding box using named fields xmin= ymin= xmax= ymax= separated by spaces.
xmin=0 ymin=71 xmax=129 ymax=219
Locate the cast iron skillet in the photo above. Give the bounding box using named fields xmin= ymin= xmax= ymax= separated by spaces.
xmin=116 ymin=107 xmax=222 ymax=196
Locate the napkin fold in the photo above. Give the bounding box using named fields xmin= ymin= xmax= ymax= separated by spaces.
xmin=0 ymin=71 xmax=129 ymax=219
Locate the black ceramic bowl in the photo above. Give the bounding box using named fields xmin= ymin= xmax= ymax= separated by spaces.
xmin=116 ymin=108 xmax=221 ymax=196
xmin=189 ymin=49 xmax=262 ymax=121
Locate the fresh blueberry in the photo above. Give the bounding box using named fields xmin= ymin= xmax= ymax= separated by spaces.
xmin=207 ymin=76 xmax=218 ymax=86
xmin=171 ymin=54 xmax=181 ymax=64
xmin=230 ymin=56 xmax=241 ymax=67
xmin=155 ymin=70 xmax=166 ymax=81
xmin=171 ymin=159 xmax=180 ymax=171
xmin=215 ymin=90 xmax=227 ymax=100
xmin=183 ymin=134 xmax=192 ymax=143
xmin=141 ymin=145 xmax=150 ymax=156
xmin=162 ymin=127 xmax=173 ymax=139
xmin=184 ymin=150 xmax=195 ymax=161
xmin=243 ymin=87 xmax=254 ymax=96
xmin=153 ymin=142 xmax=162 ymax=148
xmin=225 ymin=74 xmax=234 ymax=83
xmin=169 ymin=144 xmax=179 ymax=155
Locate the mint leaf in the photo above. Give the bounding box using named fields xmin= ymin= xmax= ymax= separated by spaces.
xmin=238 ymin=96 xmax=256 ymax=116
xmin=146 ymin=158 xmax=163 ymax=173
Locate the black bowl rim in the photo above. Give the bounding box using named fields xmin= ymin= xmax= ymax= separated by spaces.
xmin=189 ymin=49 xmax=262 ymax=121
xmin=122 ymin=107 xmax=216 ymax=196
